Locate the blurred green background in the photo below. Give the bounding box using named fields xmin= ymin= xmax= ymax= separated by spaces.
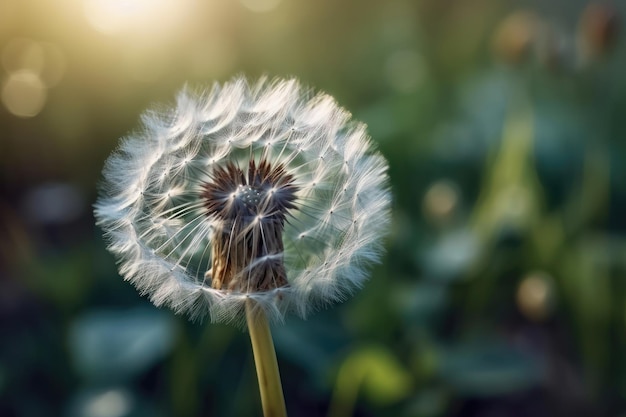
xmin=1 ymin=0 xmax=626 ymax=416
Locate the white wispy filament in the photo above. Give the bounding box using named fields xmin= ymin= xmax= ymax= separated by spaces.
xmin=94 ymin=77 xmax=391 ymax=324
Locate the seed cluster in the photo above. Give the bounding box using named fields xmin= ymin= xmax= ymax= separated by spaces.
xmin=237 ymin=185 xmax=261 ymax=209
xmin=202 ymin=159 xmax=298 ymax=292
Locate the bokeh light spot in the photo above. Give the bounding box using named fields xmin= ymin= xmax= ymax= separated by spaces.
xmin=84 ymin=390 xmax=132 ymax=417
xmin=423 ymin=180 xmax=459 ymax=223
xmin=2 ymin=70 xmax=47 ymax=118
xmin=492 ymin=11 xmax=538 ymax=65
xmin=516 ymin=272 xmax=553 ymax=321
xmin=240 ymin=0 xmax=281 ymax=13
xmin=2 ymin=39 xmax=66 ymax=88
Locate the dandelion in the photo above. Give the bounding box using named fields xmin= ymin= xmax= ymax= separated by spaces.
xmin=94 ymin=76 xmax=391 ymax=416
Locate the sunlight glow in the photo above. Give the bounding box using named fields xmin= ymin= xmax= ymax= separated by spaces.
xmin=83 ymin=0 xmax=191 ymax=36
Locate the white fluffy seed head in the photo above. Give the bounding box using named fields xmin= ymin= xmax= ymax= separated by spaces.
xmin=94 ymin=76 xmax=391 ymax=326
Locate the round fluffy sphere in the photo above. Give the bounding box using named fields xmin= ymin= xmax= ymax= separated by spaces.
xmin=94 ymin=77 xmax=391 ymax=324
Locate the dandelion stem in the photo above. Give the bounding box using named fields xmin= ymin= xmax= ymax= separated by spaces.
xmin=246 ymin=301 xmax=288 ymax=417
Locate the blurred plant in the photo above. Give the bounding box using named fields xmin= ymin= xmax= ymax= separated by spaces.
xmin=327 ymin=346 xmax=413 ymax=417
xmin=94 ymin=77 xmax=391 ymax=416
xmin=492 ymin=3 xmax=621 ymax=73
xmin=578 ymin=2 xmax=620 ymax=63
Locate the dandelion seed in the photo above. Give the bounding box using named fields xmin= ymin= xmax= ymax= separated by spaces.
xmin=94 ymin=76 xmax=391 ymax=325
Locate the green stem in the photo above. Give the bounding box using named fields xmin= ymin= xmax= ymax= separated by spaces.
xmin=246 ymin=301 xmax=288 ymax=417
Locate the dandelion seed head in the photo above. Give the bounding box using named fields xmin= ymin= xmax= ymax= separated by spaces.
xmin=94 ymin=76 xmax=391 ymax=325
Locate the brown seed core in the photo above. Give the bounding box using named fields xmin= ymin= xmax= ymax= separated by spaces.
xmin=202 ymin=159 xmax=298 ymax=292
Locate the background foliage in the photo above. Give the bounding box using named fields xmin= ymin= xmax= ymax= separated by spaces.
xmin=1 ymin=0 xmax=625 ymax=416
